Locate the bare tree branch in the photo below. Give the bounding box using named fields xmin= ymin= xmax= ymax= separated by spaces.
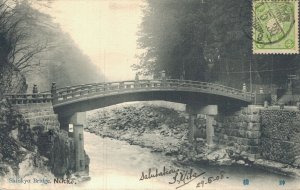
xmin=0 ymin=0 xmax=50 ymax=96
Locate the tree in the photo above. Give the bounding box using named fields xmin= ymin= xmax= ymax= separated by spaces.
xmin=135 ymin=0 xmax=300 ymax=90
xmin=134 ymin=0 xmax=208 ymax=81
xmin=0 ymin=0 xmax=49 ymax=96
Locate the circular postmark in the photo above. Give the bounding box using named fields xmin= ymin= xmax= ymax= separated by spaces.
xmin=253 ymin=1 xmax=295 ymax=45
xmin=240 ymin=0 xmax=295 ymax=45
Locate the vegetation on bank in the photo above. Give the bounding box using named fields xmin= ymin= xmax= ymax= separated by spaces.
xmin=0 ymin=0 xmax=98 ymax=179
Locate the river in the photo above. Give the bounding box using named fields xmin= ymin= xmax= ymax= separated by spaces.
xmin=76 ymin=132 xmax=299 ymax=190
xmin=2 ymin=131 xmax=298 ymax=190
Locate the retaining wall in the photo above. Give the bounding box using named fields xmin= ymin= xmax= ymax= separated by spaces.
xmin=260 ymin=109 xmax=300 ymax=165
xmin=215 ymin=106 xmax=261 ymax=157
xmin=215 ymin=105 xmax=300 ymax=165
xmin=13 ymin=103 xmax=60 ymax=131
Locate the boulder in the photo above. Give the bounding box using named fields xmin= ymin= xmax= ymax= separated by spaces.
xmin=216 ymin=158 xmax=232 ymax=165
xmin=292 ymin=157 xmax=300 ymax=168
xmin=236 ymin=160 xmax=245 ymax=165
xmin=177 ymin=154 xmax=185 ymax=161
xmin=207 ymin=149 xmax=228 ymax=162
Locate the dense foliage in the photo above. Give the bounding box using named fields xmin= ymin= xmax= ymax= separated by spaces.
xmin=135 ymin=0 xmax=300 ymax=90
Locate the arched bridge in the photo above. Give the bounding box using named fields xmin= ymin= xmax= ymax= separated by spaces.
xmin=6 ymin=79 xmax=254 ymax=117
xmin=5 ymin=79 xmax=254 ymax=172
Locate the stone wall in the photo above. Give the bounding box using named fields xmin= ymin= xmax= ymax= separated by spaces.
xmin=215 ymin=105 xmax=300 ymax=166
xmin=215 ymin=106 xmax=262 ymax=157
xmin=260 ymin=109 xmax=300 ymax=165
xmin=13 ymin=103 xmax=60 ymax=131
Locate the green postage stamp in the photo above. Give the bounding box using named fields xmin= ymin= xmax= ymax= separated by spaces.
xmin=253 ymin=0 xmax=299 ymax=54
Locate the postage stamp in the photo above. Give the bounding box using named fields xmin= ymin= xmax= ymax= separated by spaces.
xmin=252 ymin=0 xmax=299 ymax=54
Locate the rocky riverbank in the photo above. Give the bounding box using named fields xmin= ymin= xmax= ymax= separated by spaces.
xmin=87 ymin=105 xmax=190 ymax=158
xmin=86 ymin=103 xmax=300 ymax=178
xmin=0 ymin=99 xmax=85 ymax=183
xmin=86 ymin=105 xmax=226 ymax=165
xmin=0 ymin=99 xmax=54 ymax=181
xmin=86 ymin=104 xmax=246 ymax=166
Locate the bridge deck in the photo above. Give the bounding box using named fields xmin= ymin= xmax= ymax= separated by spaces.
xmin=5 ymin=80 xmax=254 ymax=105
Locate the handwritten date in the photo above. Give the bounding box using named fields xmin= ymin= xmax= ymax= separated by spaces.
xmin=196 ymin=171 xmax=228 ymax=188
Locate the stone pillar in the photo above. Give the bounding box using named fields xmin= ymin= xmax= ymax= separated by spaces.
xmin=134 ymin=73 xmax=140 ymax=88
xmin=188 ymin=113 xmax=197 ymax=142
xmin=161 ymin=70 xmax=166 ymax=86
xmin=32 ymin=84 xmax=38 ymax=102
xmin=186 ymin=104 xmax=218 ymax=146
xmin=135 ymin=73 xmax=139 ymax=81
xmin=161 ymin=70 xmax=166 ymax=79
xmin=119 ymin=82 xmax=124 ymax=89
xmin=74 ymin=124 xmax=84 ymax=172
xmin=32 ymin=84 xmax=38 ymax=94
xmin=259 ymin=87 xmax=264 ymax=94
xmin=264 ymin=100 xmax=268 ymax=108
xmin=242 ymin=83 xmax=247 ymax=92
xmin=70 ymin=112 xmax=86 ymax=172
xmin=206 ymin=115 xmax=215 ymax=147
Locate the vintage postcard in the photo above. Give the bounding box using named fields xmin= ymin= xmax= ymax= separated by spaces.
xmin=253 ymin=0 xmax=299 ymax=54
xmin=1 ymin=0 xmax=300 ymax=190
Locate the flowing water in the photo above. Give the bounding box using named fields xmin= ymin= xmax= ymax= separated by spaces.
xmin=77 ymin=132 xmax=299 ymax=190
xmin=2 ymin=131 xmax=299 ymax=190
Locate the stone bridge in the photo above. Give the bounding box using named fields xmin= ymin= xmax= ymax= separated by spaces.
xmin=5 ymin=79 xmax=254 ymax=172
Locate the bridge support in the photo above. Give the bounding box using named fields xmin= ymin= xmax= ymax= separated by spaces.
xmin=206 ymin=115 xmax=215 ymax=147
xmin=188 ymin=113 xmax=197 ymax=143
xmin=58 ymin=112 xmax=87 ymax=173
xmin=186 ymin=104 xmax=218 ymax=147
xmin=70 ymin=112 xmax=86 ymax=172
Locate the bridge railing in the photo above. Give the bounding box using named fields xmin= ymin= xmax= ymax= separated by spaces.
xmin=52 ymin=79 xmax=254 ymax=103
xmin=5 ymin=93 xmax=52 ymax=104
xmin=166 ymin=80 xmax=253 ymax=100
xmin=5 ymin=80 xmax=254 ymax=105
xmin=54 ymin=80 xmax=245 ymax=94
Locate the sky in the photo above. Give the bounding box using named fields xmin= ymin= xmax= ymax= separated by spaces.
xmin=42 ymin=0 xmax=144 ymax=81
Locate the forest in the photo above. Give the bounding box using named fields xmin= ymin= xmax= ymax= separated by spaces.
xmin=134 ymin=0 xmax=300 ymax=92
xmin=1 ymin=0 xmax=299 ymax=96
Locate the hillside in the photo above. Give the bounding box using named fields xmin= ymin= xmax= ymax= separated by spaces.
xmin=22 ymin=2 xmax=105 ymax=92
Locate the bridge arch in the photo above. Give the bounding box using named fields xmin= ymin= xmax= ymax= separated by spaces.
xmin=5 ymin=79 xmax=253 ymax=173
xmin=51 ymin=79 xmax=252 ymax=117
